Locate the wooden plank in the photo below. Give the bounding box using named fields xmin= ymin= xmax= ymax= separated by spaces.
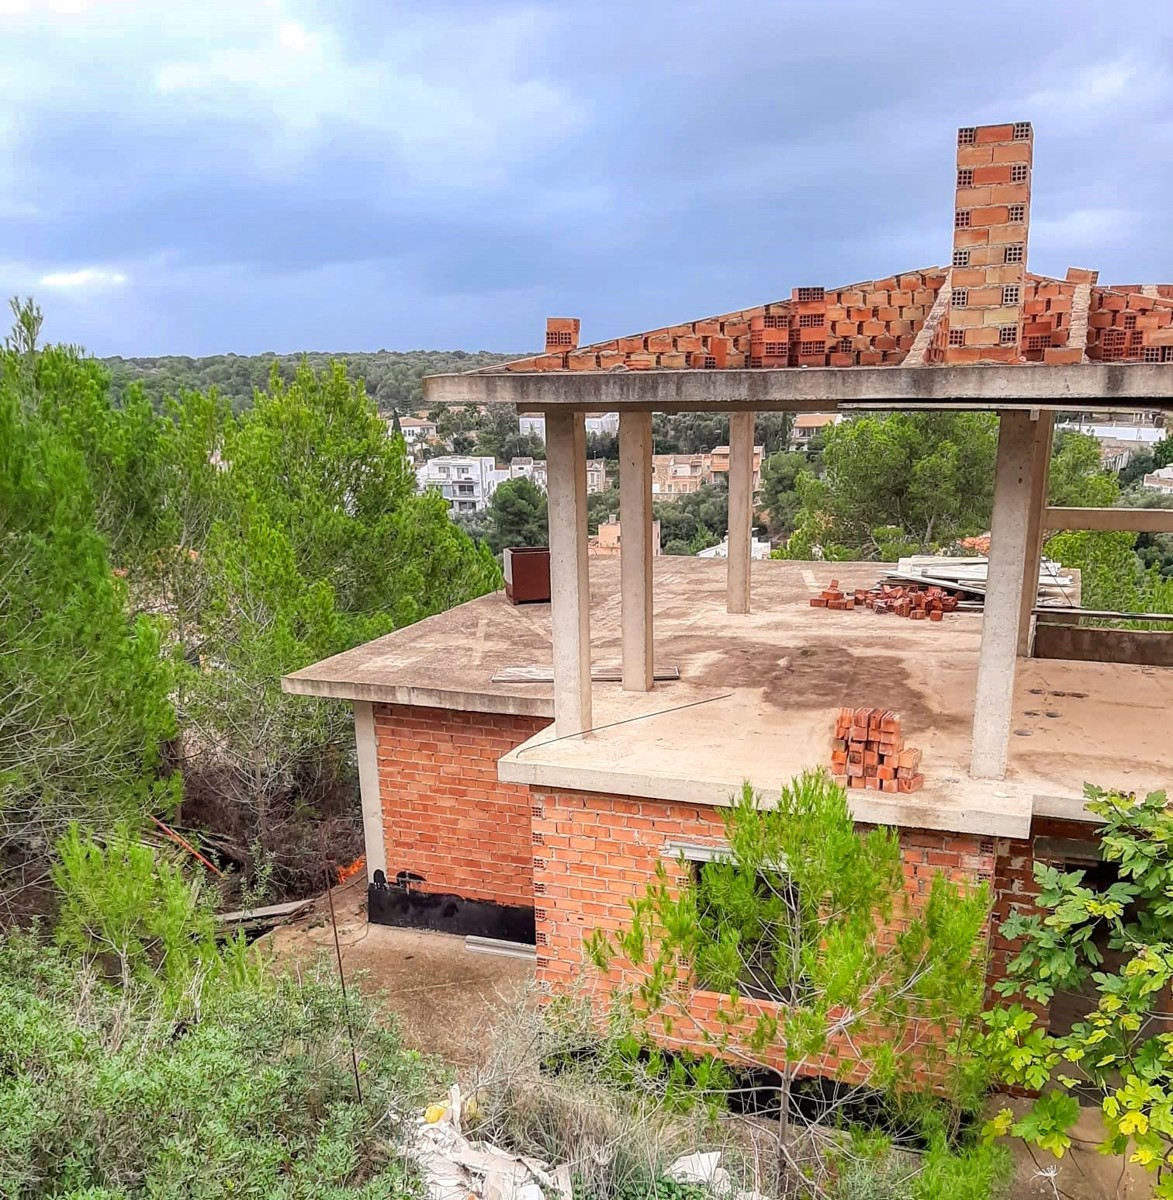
xmin=492 ymin=664 xmax=681 ymax=684
xmin=1043 ymin=506 xmax=1173 ymax=534
xmin=217 ymin=899 xmax=312 ymax=925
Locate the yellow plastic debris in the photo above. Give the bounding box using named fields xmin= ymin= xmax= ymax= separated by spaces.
xmin=424 ymin=1104 xmax=448 ymax=1125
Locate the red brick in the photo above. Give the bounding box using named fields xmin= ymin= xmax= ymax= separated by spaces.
xmin=374 ymin=703 xmax=549 ymax=907
xmin=974 ymin=123 xmax=1015 ymax=144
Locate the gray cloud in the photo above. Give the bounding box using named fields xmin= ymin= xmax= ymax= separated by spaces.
xmin=2 ymin=0 xmax=1171 ymax=355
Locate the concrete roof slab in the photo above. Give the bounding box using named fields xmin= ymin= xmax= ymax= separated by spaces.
xmin=286 ymin=558 xmax=1172 ymax=836
xmin=422 ymin=363 xmax=1173 ymax=414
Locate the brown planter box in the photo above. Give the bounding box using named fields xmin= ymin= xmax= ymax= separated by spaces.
xmin=503 ymin=546 xmax=551 ymax=605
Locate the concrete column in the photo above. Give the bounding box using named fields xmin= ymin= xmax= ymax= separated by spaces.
xmin=1016 ymin=410 xmax=1055 ymax=656
xmin=727 ymin=410 xmax=755 ymax=614
xmin=545 ymin=410 xmax=592 ymax=736
xmin=619 ymin=411 xmax=654 ymax=691
xmin=352 ymin=700 xmax=387 ymax=883
xmin=971 ymin=410 xmax=1038 ymax=781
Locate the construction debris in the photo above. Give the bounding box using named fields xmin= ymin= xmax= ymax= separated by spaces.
xmin=810 ymin=554 xmax=1077 ymax=620
xmin=410 ymin=1085 xmax=572 ymax=1200
xmin=409 ymin=1088 xmax=758 ymax=1200
xmin=215 ymin=898 xmax=312 ymax=930
xmin=831 ymin=707 xmax=924 ymax=794
xmin=883 ymin=555 xmax=1075 ymax=605
xmin=809 ymin=578 xmax=961 ymax=622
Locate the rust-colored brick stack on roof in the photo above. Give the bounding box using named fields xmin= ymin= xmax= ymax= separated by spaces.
xmin=831 ymin=707 xmax=924 ymax=794
xmin=945 ymin=122 xmax=1032 ymax=364
xmin=1086 ymin=285 xmax=1173 ymax=365
xmin=1020 ymin=273 xmax=1081 ymax=364
xmin=810 ymin=578 xmax=961 ymax=622
xmin=477 ymin=120 xmax=1173 ymax=378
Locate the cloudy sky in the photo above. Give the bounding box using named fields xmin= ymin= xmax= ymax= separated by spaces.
xmin=2 ymin=0 xmax=1172 ymax=357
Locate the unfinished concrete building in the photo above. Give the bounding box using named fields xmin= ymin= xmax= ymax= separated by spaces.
xmin=284 ymin=123 xmax=1173 ymax=1069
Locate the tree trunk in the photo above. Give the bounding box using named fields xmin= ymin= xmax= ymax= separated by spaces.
xmin=777 ymin=1064 xmax=794 ymax=1196
xmin=253 ymin=748 xmax=268 ymax=856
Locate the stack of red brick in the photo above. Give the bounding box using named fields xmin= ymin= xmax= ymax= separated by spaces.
xmin=831 ymin=708 xmax=924 ymax=793
xmin=810 ymin=580 xmax=961 ymax=622
xmin=1086 ymin=284 xmax=1173 ymax=365
xmin=809 ymin=578 xmax=856 ymax=610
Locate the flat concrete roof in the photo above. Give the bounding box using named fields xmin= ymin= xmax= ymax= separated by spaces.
xmin=422 ymin=363 xmax=1173 ymax=413
xmin=284 ymin=558 xmax=1172 ymax=838
xmin=281 ymin=592 xmax=557 ymax=717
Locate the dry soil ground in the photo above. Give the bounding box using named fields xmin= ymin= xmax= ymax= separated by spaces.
xmin=265 ymin=875 xmax=533 ymax=1070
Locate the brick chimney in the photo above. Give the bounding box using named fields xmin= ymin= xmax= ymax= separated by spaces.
xmin=945 ymin=122 xmax=1033 ymax=363
xmin=545 ymin=317 xmax=580 ymax=352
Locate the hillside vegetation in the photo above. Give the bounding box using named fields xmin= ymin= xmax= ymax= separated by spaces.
xmin=2 ymin=300 xmax=501 ymax=914
xmin=104 ymin=349 xmax=523 ymax=414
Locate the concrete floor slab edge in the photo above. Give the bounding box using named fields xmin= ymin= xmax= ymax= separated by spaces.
xmin=498 ymin=747 xmax=1034 ymax=839
xmin=280 ymin=677 xmax=554 ymax=718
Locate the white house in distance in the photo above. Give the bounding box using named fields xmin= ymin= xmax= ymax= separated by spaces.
xmin=1057 ymin=421 xmax=1164 ymax=470
xmin=509 ymin=457 xmax=548 ymax=491
xmin=398 ymin=416 xmax=437 ymax=445
xmin=697 ymin=533 xmax=773 ymax=560
xmin=585 ymin=459 xmax=607 ymax=493
xmin=790 ymin=412 xmax=841 ymax=450
xmin=518 ymin=412 xmax=620 ymax=443
xmin=1143 ymin=465 xmax=1173 ymax=493
xmin=511 ymin=456 xmax=607 ymax=495
xmin=415 ymin=455 xmax=508 ymax=514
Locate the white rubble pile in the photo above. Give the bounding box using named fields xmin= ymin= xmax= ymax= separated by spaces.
xmin=407 ymin=1087 xmax=766 ymax=1200
xmin=409 ymin=1085 xmax=573 ymax=1200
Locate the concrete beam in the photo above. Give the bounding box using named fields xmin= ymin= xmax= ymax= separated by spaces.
xmin=423 ymin=363 xmax=1173 ymax=413
xmin=619 ymin=411 xmax=654 ymax=690
xmin=352 ymin=701 xmax=387 ymax=883
xmin=727 ymin=410 xmax=755 ymax=613
xmin=1044 ymin=506 xmax=1173 ymax=533
xmin=545 ymin=410 xmax=592 ymax=736
xmin=972 ymin=410 xmax=1038 ymax=781
xmin=1017 ymin=411 xmax=1054 ymax=656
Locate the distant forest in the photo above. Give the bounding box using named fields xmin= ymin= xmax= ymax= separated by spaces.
xmin=102 ymin=349 xmax=523 ymax=414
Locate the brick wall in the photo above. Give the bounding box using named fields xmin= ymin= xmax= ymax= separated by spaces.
xmin=477 ymin=119 xmax=1173 ymax=378
xmin=531 ymin=786 xmax=996 ymax=1087
xmin=1086 ymin=284 xmax=1173 ymax=365
xmin=373 ymin=703 xmax=549 ymax=908
xmin=494 ymin=272 xmax=949 ymax=376
xmin=987 ymin=816 xmax=1104 ymax=1022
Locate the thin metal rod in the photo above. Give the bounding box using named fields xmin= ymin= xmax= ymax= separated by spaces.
xmin=324 ymin=851 xmax=363 ymax=1104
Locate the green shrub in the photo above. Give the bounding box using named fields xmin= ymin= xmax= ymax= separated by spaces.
xmin=827 ymin=1135 xmax=1009 ymax=1200
xmin=911 ymin=1141 xmax=1010 ymax=1200
xmin=981 ymin=785 xmax=1173 ymax=1188
xmin=51 ymin=821 xmax=224 ymax=992
xmin=0 ymin=930 xmax=438 ymax=1199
